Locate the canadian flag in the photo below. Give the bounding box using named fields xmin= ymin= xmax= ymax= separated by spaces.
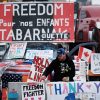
xmin=78 ymin=47 xmax=94 ymax=63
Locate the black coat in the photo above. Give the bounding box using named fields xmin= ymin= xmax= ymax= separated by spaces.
xmin=43 ymin=55 xmax=75 ymax=82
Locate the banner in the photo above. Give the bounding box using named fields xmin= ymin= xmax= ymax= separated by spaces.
xmin=28 ymin=56 xmax=51 ymax=82
xmin=25 ymin=50 xmax=53 ymax=59
xmin=91 ymin=53 xmax=100 ymax=74
xmin=6 ymin=42 xmax=27 ymax=59
xmin=46 ymin=82 xmax=100 ymax=100
xmin=21 ymin=83 xmax=45 ymax=100
xmin=0 ymin=2 xmax=74 ymax=42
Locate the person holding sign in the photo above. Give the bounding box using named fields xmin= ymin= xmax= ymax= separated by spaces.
xmin=41 ymin=48 xmax=75 ymax=82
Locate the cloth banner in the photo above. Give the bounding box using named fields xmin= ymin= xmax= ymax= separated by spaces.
xmin=0 ymin=2 xmax=74 ymax=42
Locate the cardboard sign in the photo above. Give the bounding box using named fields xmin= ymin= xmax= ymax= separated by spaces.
xmin=21 ymin=83 xmax=45 ymax=100
xmin=46 ymin=82 xmax=100 ymax=100
xmin=25 ymin=50 xmax=53 ymax=59
xmin=91 ymin=53 xmax=100 ymax=74
xmin=0 ymin=2 xmax=74 ymax=42
xmin=28 ymin=56 xmax=51 ymax=82
xmin=6 ymin=42 xmax=27 ymax=59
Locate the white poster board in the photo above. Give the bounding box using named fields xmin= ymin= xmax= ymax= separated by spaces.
xmin=21 ymin=83 xmax=45 ymax=100
xmin=6 ymin=42 xmax=27 ymax=59
xmin=46 ymin=82 xmax=100 ymax=100
xmin=25 ymin=50 xmax=53 ymax=59
xmin=91 ymin=53 xmax=100 ymax=74
xmin=27 ymin=56 xmax=51 ymax=82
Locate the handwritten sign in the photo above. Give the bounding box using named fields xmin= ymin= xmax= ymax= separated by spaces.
xmin=0 ymin=2 xmax=74 ymax=42
xmin=27 ymin=56 xmax=51 ymax=82
xmin=22 ymin=83 xmax=45 ymax=100
xmin=73 ymin=61 xmax=88 ymax=82
xmin=46 ymin=82 xmax=100 ymax=100
xmin=25 ymin=50 xmax=53 ymax=59
xmin=6 ymin=42 xmax=27 ymax=59
xmin=75 ymin=93 xmax=96 ymax=100
xmin=91 ymin=53 xmax=100 ymax=74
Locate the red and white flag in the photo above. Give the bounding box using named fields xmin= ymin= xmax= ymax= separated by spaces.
xmin=5 ymin=64 xmax=31 ymax=75
xmin=0 ymin=61 xmax=31 ymax=76
xmin=78 ymin=47 xmax=94 ymax=63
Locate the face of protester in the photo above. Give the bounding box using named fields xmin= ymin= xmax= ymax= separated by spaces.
xmin=58 ymin=54 xmax=66 ymax=61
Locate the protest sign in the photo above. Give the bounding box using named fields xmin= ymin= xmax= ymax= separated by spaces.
xmin=91 ymin=53 xmax=100 ymax=74
xmin=46 ymin=82 xmax=100 ymax=100
xmin=73 ymin=60 xmax=80 ymax=71
xmin=73 ymin=61 xmax=88 ymax=82
xmin=79 ymin=61 xmax=87 ymax=82
xmin=0 ymin=2 xmax=74 ymax=42
xmin=25 ymin=50 xmax=53 ymax=59
xmin=21 ymin=83 xmax=45 ymax=100
xmin=6 ymin=42 xmax=27 ymax=59
xmin=8 ymin=82 xmax=100 ymax=100
xmin=27 ymin=56 xmax=51 ymax=82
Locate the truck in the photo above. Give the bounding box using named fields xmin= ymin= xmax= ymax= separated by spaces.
xmin=75 ymin=5 xmax=100 ymax=42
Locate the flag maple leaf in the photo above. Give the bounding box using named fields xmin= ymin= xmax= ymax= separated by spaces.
xmin=84 ymin=52 xmax=89 ymax=57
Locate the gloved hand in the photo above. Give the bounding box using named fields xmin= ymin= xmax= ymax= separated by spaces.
xmin=40 ymin=75 xmax=46 ymax=82
xmin=62 ymin=77 xmax=69 ymax=82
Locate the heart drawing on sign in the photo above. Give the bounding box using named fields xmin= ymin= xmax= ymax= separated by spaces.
xmin=86 ymin=84 xmax=91 ymax=89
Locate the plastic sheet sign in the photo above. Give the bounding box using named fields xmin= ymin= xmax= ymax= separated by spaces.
xmin=21 ymin=83 xmax=45 ymax=100
xmin=91 ymin=53 xmax=100 ymax=74
xmin=6 ymin=42 xmax=27 ymax=59
xmin=46 ymin=82 xmax=100 ymax=100
xmin=0 ymin=2 xmax=74 ymax=42
xmin=25 ymin=50 xmax=53 ymax=59
xmin=27 ymin=56 xmax=51 ymax=82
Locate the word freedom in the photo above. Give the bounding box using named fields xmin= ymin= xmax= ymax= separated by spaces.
xmin=4 ymin=3 xmax=64 ymax=16
xmin=23 ymin=84 xmax=44 ymax=97
xmin=0 ymin=29 xmax=70 ymax=41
